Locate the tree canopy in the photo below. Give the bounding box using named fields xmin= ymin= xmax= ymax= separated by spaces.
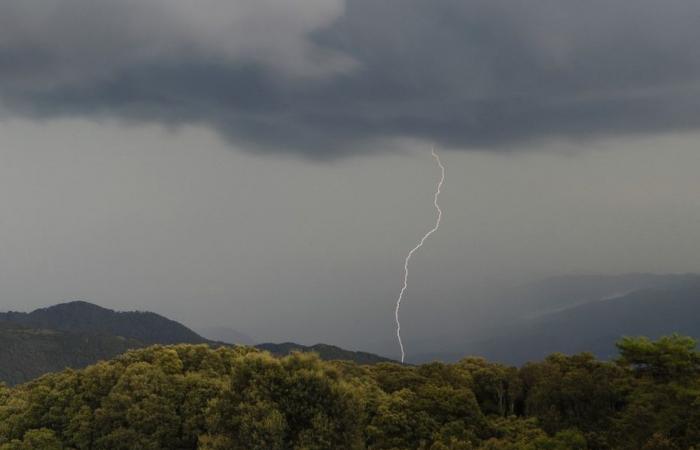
xmin=0 ymin=335 xmax=699 ymax=449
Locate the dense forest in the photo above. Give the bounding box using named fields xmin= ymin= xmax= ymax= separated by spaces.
xmin=0 ymin=335 xmax=698 ymax=450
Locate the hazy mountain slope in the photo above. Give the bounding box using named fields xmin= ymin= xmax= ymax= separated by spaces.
xmin=500 ymin=273 xmax=700 ymax=319
xmin=0 ymin=321 xmax=142 ymax=385
xmin=256 ymin=342 xmax=395 ymax=364
xmin=458 ymin=281 xmax=700 ymax=365
xmin=406 ymin=273 xmax=700 ymax=362
xmin=0 ymin=301 xmax=208 ymax=345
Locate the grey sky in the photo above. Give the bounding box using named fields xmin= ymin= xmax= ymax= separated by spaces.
xmin=2 ymin=118 xmax=700 ymax=357
xmin=1 ymin=1 xmax=700 ymax=358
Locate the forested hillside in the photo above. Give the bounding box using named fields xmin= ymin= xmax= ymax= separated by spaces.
xmin=0 ymin=301 xmax=207 ymax=345
xmin=0 ymin=302 xmax=393 ymax=385
xmin=1 ymin=335 xmax=698 ymax=449
xmin=0 ymin=322 xmax=140 ymax=386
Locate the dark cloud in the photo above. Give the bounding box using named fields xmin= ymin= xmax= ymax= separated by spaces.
xmin=2 ymin=0 xmax=700 ymax=157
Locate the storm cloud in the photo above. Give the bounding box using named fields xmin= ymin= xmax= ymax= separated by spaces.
xmin=2 ymin=0 xmax=700 ymax=157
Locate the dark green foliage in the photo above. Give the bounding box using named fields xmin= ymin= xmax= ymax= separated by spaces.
xmin=613 ymin=335 xmax=700 ymax=450
xmin=518 ymin=353 xmax=628 ymax=435
xmin=617 ymin=334 xmax=700 ymax=382
xmin=0 ymin=335 xmax=699 ymax=449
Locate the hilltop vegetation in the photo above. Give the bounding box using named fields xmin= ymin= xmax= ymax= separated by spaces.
xmin=257 ymin=342 xmax=394 ymax=365
xmin=1 ymin=335 xmax=699 ymax=449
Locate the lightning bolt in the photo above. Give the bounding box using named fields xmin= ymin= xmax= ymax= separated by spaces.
xmin=394 ymin=147 xmax=445 ymax=363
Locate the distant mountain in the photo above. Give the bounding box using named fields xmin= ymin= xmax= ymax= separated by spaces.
xmin=0 ymin=301 xmax=393 ymax=384
xmin=197 ymin=326 xmax=256 ymax=345
xmin=391 ymin=273 xmax=700 ymax=361
xmin=408 ymin=273 xmax=700 ymax=363
xmin=0 ymin=301 xmax=208 ymax=345
xmin=507 ymin=273 xmax=700 ymax=318
xmin=0 ymin=301 xmax=211 ymax=384
xmin=256 ymin=342 xmax=395 ymax=365
xmin=451 ymin=280 xmax=700 ymax=365
xmin=0 ymin=321 xmax=141 ymax=385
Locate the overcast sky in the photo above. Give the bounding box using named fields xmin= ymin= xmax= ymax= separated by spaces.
xmin=1 ymin=1 xmax=700 ymax=357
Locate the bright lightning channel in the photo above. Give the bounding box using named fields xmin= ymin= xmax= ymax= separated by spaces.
xmin=394 ymin=147 xmax=445 ymax=363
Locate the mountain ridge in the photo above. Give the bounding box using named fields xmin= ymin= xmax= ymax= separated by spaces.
xmin=0 ymin=301 xmax=393 ymax=384
xmin=415 ymin=279 xmax=700 ymax=364
xmin=0 ymin=300 xmax=208 ymax=345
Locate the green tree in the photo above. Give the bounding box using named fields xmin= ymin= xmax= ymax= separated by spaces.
xmin=519 ymin=353 xmax=627 ymax=436
xmin=617 ymin=335 xmax=700 ymax=382
xmin=0 ymin=336 xmax=698 ymax=450
xmin=458 ymin=358 xmax=520 ymax=417
xmin=608 ymin=336 xmax=700 ymax=449
xmin=0 ymin=428 xmax=62 ymax=450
